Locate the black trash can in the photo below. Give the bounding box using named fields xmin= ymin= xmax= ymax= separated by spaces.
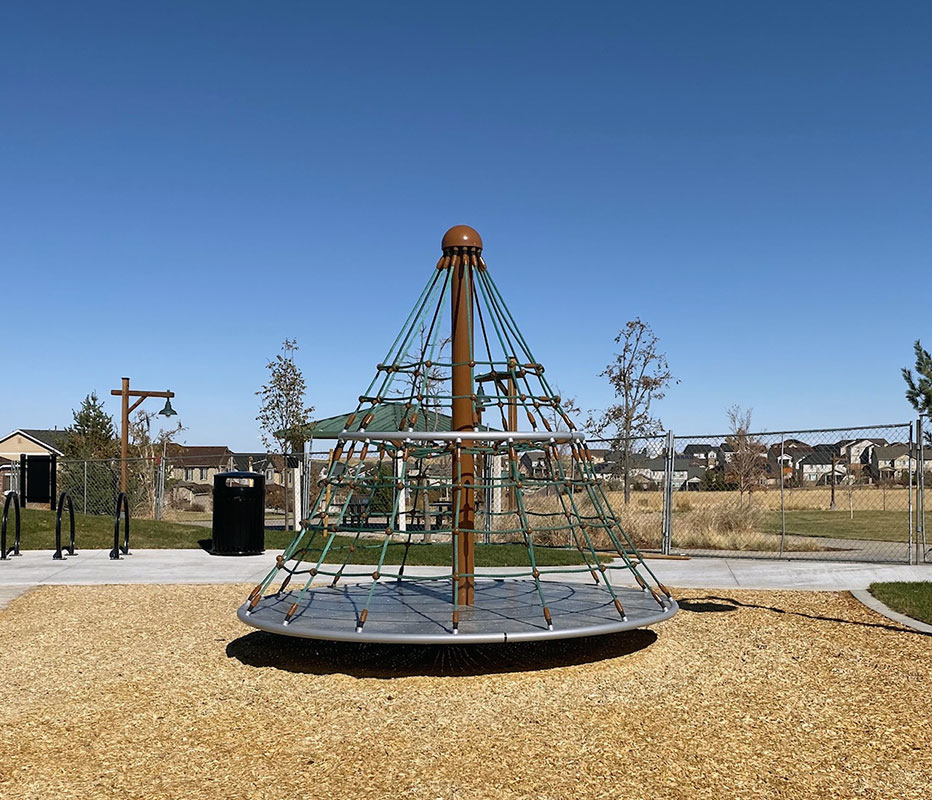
xmin=211 ymin=472 xmax=265 ymax=555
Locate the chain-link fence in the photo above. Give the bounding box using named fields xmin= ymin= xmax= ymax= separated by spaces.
xmin=56 ymin=457 xmax=158 ymax=518
xmin=584 ymin=434 xmax=667 ymax=552
xmin=52 ymin=453 xmax=308 ymax=531
xmin=591 ymin=420 xmax=929 ymax=564
xmin=16 ymin=419 xmax=927 ymax=563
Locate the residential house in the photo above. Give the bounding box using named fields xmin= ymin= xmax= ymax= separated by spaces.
xmin=795 ymin=452 xmax=847 ymax=484
xmin=682 ymin=444 xmax=720 ymax=465
xmin=765 ymin=442 xmax=798 ymax=484
xmin=0 ymin=428 xmax=68 ymax=460
xmin=230 ymin=453 xmax=300 ymax=486
xmin=519 ymin=451 xmax=549 ymax=480
xmin=165 ymin=445 xmax=234 ymax=485
xmin=871 ymin=443 xmax=915 ymax=481
xmin=837 ymin=438 xmax=887 ymax=465
xmin=168 ymin=481 xmax=213 ymax=512
xmin=0 ymin=428 xmax=69 ymax=493
xmin=0 ymin=457 xmax=10 ymax=494
xmin=628 ymin=455 xmax=704 ymax=491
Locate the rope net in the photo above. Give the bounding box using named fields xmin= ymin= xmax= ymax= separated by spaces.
xmin=246 ymin=235 xmax=672 ymax=634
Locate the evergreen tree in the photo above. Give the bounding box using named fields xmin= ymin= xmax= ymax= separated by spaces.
xmin=61 ymin=392 xmax=118 ymax=514
xmin=902 ymin=339 xmax=932 ymax=445
xmin=64 ymin=392 xmax=117 ymax=458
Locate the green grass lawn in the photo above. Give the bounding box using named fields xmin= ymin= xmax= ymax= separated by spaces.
xmin=868 ymin=582 xmax=932 ymax=625
xmin=12 ymin=508 xmax=214 ymax=550
xmin=761 ymin=510 xmax=910 ymax=542
xmin=9 ymin=509 xmax=607 ymax=566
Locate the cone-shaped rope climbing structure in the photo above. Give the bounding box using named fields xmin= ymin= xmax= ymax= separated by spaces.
xmin=239 ymin=226 xmax=678 ymax=643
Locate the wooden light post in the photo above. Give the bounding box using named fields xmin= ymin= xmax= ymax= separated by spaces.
xmin=110 ymin=377 xmax=176 ymax=494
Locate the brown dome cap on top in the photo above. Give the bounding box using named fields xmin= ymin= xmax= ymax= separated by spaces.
xmin=441 ymin=225 xmax=482 ymax=251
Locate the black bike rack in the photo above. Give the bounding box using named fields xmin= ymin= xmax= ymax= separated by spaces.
xmin=53 ymin=492 xmax=76 ymax=560
xmin=110 ymin=492 xmax=131 ymax=560
xmin=1 ymin=491 xmax=21 ymax=559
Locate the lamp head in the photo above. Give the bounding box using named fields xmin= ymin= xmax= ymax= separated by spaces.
xmin=158 ymin=397 xmax=178 ymax=418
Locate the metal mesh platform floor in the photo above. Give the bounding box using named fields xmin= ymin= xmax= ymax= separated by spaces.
xmin=238 ymin=579 xmax=678 ymax=644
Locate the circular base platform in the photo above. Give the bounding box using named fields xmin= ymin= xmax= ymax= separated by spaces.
xmin=238 ymin=579 xmax=678 ymax=644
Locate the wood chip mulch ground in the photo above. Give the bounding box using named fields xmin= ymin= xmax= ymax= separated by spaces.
xmin=0 ymin=584 xmax=929 ymax=799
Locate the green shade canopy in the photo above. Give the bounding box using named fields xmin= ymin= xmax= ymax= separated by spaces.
xmin=291 ymin=402 xmax=496 ymax=439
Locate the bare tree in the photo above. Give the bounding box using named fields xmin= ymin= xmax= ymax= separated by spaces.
xmin=256 ymin=339 xmax=314 ymax=529
xmin=540 ymin=388 xmax=580 ymax=459
xmin=129 ymin=408 xmax=185 ymax=516
xmin=590 ymin=319 xmax=675 ymax=504
xmin=399 ymin=326 xmax=451 ymax=431
xmin=724 ymin=405 xmax=766 ymax=500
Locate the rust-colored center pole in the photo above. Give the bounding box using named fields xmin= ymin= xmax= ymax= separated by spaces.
xmin=443 ymin=225 xmax=483 ymax=607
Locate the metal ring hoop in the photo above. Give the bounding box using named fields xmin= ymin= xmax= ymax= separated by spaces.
xmin=1 ymin=491 xmax=21 ymax=559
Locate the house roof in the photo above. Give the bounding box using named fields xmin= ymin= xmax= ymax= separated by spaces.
xmin=683 ymin=444 xmax=713 ymax=456
xmin=798 ymin=452 xmax=841 ymax=466
xmin=628 ymin=456 xmax=698 ymax=471
xmin=874 ymin=444 xmax=909 ymax=459
xmin=230 ymin=453 xmax=301 ymax=471
xmin=165 ymin=444 xmax=233 ymax=467
xmin=837 ymin=438 xmax=888 ymax=449
xmin=603 ymin=448 xmax=657 ymax=463
xmin=683 ymin=465 xmax=706 ymax=481
xmin=2 ymin=428 xmax=70 ymax=455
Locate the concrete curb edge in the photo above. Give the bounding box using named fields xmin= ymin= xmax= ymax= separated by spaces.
xmin=850 ymin=588 xmax=932 ymax=634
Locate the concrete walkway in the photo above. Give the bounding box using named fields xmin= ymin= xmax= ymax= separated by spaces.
xmin=1 ymin=549 xmax=930 ymax=592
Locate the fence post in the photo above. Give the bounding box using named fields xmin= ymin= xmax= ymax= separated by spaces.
xmin=779 ymin=435 xmax=787 ymax=558
xmin=909 ymin=422 xmax=915 ymax=564
xmin=660 ymin=448 xmax=666 ymax=554
xmin=661 ymin=430 xmax=674 ymax=555
xmin=83 ymin=460 xmax=87 ymax=514
xmin=919 ymin=415 xmax=927 ymax=563
xmin=155 ymin=457 xmax=165 ymax=521
xmin=292 ymin=455 xmax=302 ymax=531
xmin=50 ymin=454 xmax=57 ymax=510
xmin=302 ymin=444 xmax=311 ymax=524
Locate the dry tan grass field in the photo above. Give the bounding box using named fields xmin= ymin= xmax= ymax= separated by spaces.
xmin=1 ymin=584 xmax=929 ymax=799
xmin=612 ymin=486 xmax=912 ymax=513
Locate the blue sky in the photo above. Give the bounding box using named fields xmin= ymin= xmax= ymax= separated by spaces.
xmin=2 ymin=1 xmax=929 ymax=449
